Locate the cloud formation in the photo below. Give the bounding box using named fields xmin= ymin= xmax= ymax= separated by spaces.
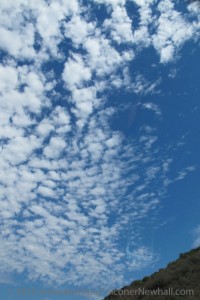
xmin=0 ymin=0 xmax=199 ymax=291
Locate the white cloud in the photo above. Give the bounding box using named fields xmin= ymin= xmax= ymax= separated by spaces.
xmin=65 ymin=16 xmax=95 ymax=46
xmin=152 ymin=0 xmax=196 ymax=63
xmin=71 ymin=87 xmax=97 ymax=118
xmin=63 ymin=54 xmax=92 ymax=89
xmin=92 ymin=0 xmax=126 ymax=6
xmin=1 ymin=135 xmax=41 ymax=165
xmin=37 ymin=185 xmax=56 ymax=198
xmin=142 ymin=102 xmax=162 ymax=116
xmin=160 ymin=45 xmax=174 ymax=63
xmin=133 ymin=74 xmax=160 ymax=95
xmin=26 ymin=72 xmax=45 ymax=95
xmin=126 ymin=245 xmax=157 ymax=270
xmin=193 ymin=225 xmax=200 ymax=248
xmin=43 ymin=136 xmax=66 ymax=159
xmin=84 ymin=36 xmax=124 ymax=77
xmin=0 ymin=25 xmax=35 ymax=58
xmin=0 ymin=65 xmax=18 ymax=92
xmin=37 ymin=120 xmax=55 ymax=138
xmin=103 ymin=6 xmax=134 ymax=43
xmin=187 ymin=1 xmax=200 ymax=16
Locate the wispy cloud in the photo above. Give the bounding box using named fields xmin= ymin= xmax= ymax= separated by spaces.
xmin=193 ymin=225 xmax=200 ymax=248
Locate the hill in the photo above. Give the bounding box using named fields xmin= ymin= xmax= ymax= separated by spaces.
xmin=103 ymin=247 xmax=200 ymax=300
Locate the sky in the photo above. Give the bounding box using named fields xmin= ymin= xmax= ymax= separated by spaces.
xmin=0 ymin=0 xmax=200 ymax=299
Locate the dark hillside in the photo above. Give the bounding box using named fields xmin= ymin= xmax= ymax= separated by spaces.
xmin=104 ymin=247 xmax=200 ymax=300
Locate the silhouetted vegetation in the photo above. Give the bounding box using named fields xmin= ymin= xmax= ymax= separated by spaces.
xmin=104 ymin=247 xmax=200 ymax=300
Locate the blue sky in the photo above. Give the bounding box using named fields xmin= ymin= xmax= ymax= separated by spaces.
xmin=0 ymin=0 xmax=200 ymax=299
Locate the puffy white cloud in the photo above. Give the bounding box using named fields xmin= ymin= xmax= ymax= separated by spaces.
xmin=84 ymin=36 xmax=123 ymax=77
xmin=43 ymin=136 xmax=66 ymax=158
xmin=132 ymin=0 xmax=155 ymax=26
xmin=36 ymin=120 xmax=54 ymax=138
xmin=160 ymin=45 xmax=174 ymax=63
xmin=0 ymin=0 xmax=80 ymax=59
xmin=71 ymin=87 xmax=97 ymax=118
xmin=0 ymin=25 xmax=36 ymax=58
xmin=92 ymin=0 xmax=126 ymax=6
xmin=1 ymin=135 xmax=41 ymax=164
xmin=0 ymin=65 xmax=18 ymax=92
xmin=187 ymin=1 xmax=200 ymax=16
xmin=152 ymin=0 xmax=195 ymax=63
xmin=37 ymin=185 xmax=56 ymax=198
xmin=103 ymin=6 xmax=134 ymax=43
xmin=65 ymin=16 xmax=95 ymax=46
xmin=26 ymin=72 xmax=45 ymax=95
xmin=63 ymin=54 xmax=92 ymax=89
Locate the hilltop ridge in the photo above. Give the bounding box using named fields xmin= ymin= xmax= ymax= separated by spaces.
xmin=103 ymin=247 xmax=200 ymax=300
